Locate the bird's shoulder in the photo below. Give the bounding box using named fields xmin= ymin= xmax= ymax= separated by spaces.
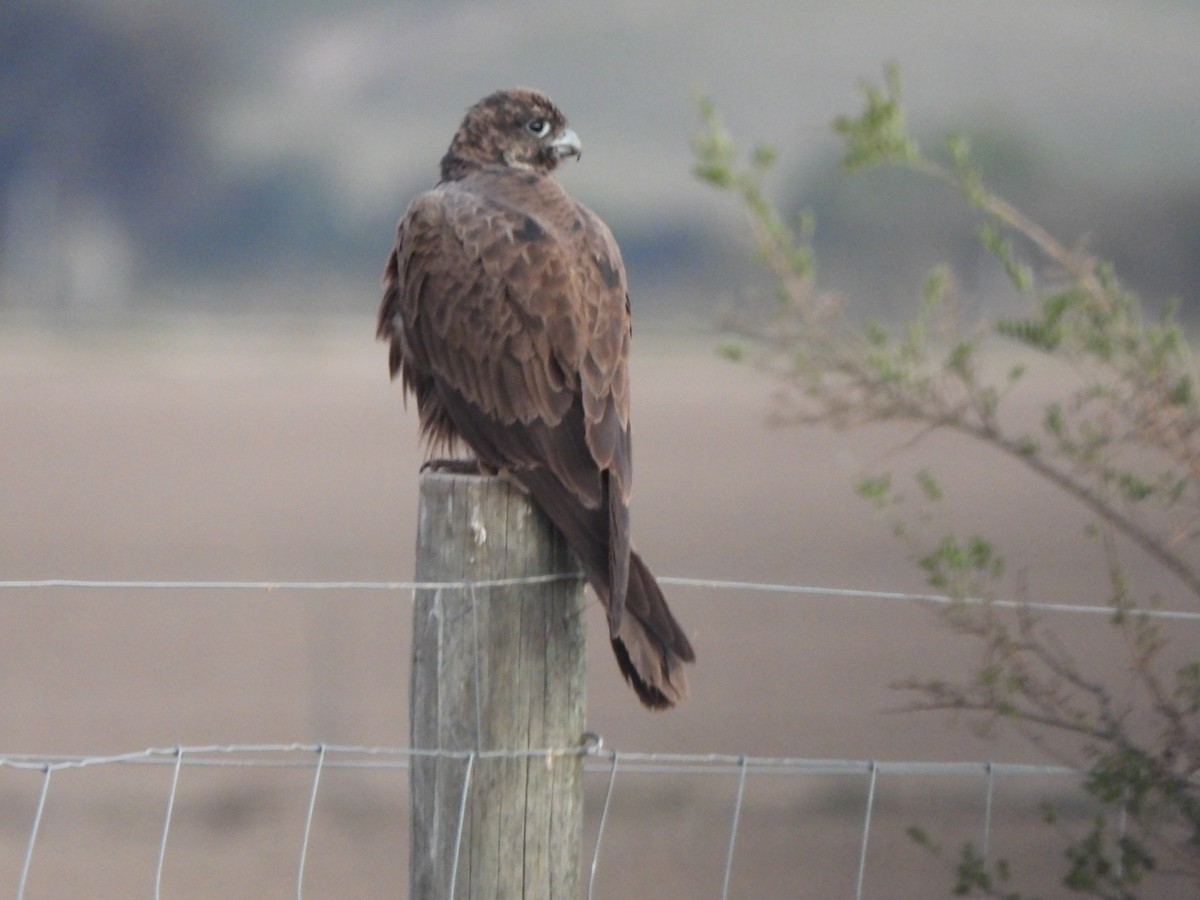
xmin=406 ymin=169 xmax=614 ymax=264
xmin=398 ymin=168 xmax=627 ymax=331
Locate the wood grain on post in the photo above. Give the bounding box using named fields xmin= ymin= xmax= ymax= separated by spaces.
xmin=410 ymin=472 xmax=586 ymax=899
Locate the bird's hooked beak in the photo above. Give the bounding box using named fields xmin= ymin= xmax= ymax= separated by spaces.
xmin=550 ymin=127 xmax=582 ymax=161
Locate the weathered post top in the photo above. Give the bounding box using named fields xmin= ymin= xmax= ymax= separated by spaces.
xmin=409 ymin=472 xmax=586 ymax=899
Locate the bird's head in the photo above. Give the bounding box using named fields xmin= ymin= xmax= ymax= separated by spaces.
xmin=440 ymin=88 xmax=581 ymax=181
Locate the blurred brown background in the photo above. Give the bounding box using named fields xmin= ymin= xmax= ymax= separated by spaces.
xmin=1 ymin=326 xmax=1185 ymax=896
xmin=3 ymin=1 xmax=1198 ymax=895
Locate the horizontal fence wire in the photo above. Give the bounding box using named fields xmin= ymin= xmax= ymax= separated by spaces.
xmin=0 ymin=743 xmax=1086 ymax=777
xmin=0 ymin=741 xmax=1096 ymax=900
xmin=3 ymin=576 xmax=1199 ymax=621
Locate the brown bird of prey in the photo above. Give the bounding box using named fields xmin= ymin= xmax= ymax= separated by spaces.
xmin=377 ymin=88 xmax=694 ymax=708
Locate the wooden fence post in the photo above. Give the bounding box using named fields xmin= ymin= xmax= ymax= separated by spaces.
xmin=410 ymin=472 xmax=586 ymax=899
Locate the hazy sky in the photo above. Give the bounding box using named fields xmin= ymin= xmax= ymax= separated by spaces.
xmin=196 ymin=0 xmax=1200 ymax=225
xmin=8 ymin=1 xmax=1199 ymax=310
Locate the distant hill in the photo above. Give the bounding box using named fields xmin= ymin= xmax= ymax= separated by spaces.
xmin=3 ymin=0 xmax=1197 ymax=316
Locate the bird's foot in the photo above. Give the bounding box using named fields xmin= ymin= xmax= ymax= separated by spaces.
xmin=421 ymin=457 xmax=484 ymax=475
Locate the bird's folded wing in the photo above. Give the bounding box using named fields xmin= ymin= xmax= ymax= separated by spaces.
xmin=392 ymin=175 xmax=633 ymax=508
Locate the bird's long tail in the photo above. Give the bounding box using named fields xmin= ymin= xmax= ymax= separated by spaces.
xmin=610 ymin=550 xmax=694 ymax=709
xmin=512 ymin=465 xmax=694 ymax=709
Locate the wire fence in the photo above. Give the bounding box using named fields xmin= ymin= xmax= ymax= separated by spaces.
xmin=2 ymin=576 xmax=1195 ymax=897
xmin=1 ymin=740 xmax=1088 ymax=900
xmin=6 ymin=576 xmax=1200 ymax=621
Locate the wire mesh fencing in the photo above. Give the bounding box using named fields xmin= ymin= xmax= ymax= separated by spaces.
xmin=1 ymin=577 xmax=1194 ymax=897
xmin=1 ymin=741 xmax=1104 ymax=899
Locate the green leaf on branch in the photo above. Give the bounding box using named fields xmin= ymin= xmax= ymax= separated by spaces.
xmin=916 ymin=469 xmax=942 ymax=502
xmin=833 ymin=63 xmax=919 ymax=171
xmin=919 ymin=535 xmax=1004 ymax=595
xmin=857 ymin=473 xmax=894 ymax=508
xmin=978 ymin=224 xmax=1033 ymax=295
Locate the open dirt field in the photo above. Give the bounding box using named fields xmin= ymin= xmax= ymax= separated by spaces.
xmin=0 ymin=317 xmax=1190 ymax=897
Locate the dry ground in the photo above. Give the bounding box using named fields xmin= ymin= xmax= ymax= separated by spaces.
xmin=0 ymin=317 xmax=1191 ymax=897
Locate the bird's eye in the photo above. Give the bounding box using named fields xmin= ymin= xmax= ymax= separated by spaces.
xmin=526 ymin=117 xmax=551 ymax=137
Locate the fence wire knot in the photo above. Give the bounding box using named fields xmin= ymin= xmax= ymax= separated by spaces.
xmin=581 ymin=731 xmax=604 ymax=755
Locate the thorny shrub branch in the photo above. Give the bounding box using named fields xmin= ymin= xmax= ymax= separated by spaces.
xmin=694 ymin=64 xmax=1200 ymax=896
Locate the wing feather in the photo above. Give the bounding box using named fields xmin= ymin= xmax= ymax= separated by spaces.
xmin=388 ymin=169 xmax=630 ymax=504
